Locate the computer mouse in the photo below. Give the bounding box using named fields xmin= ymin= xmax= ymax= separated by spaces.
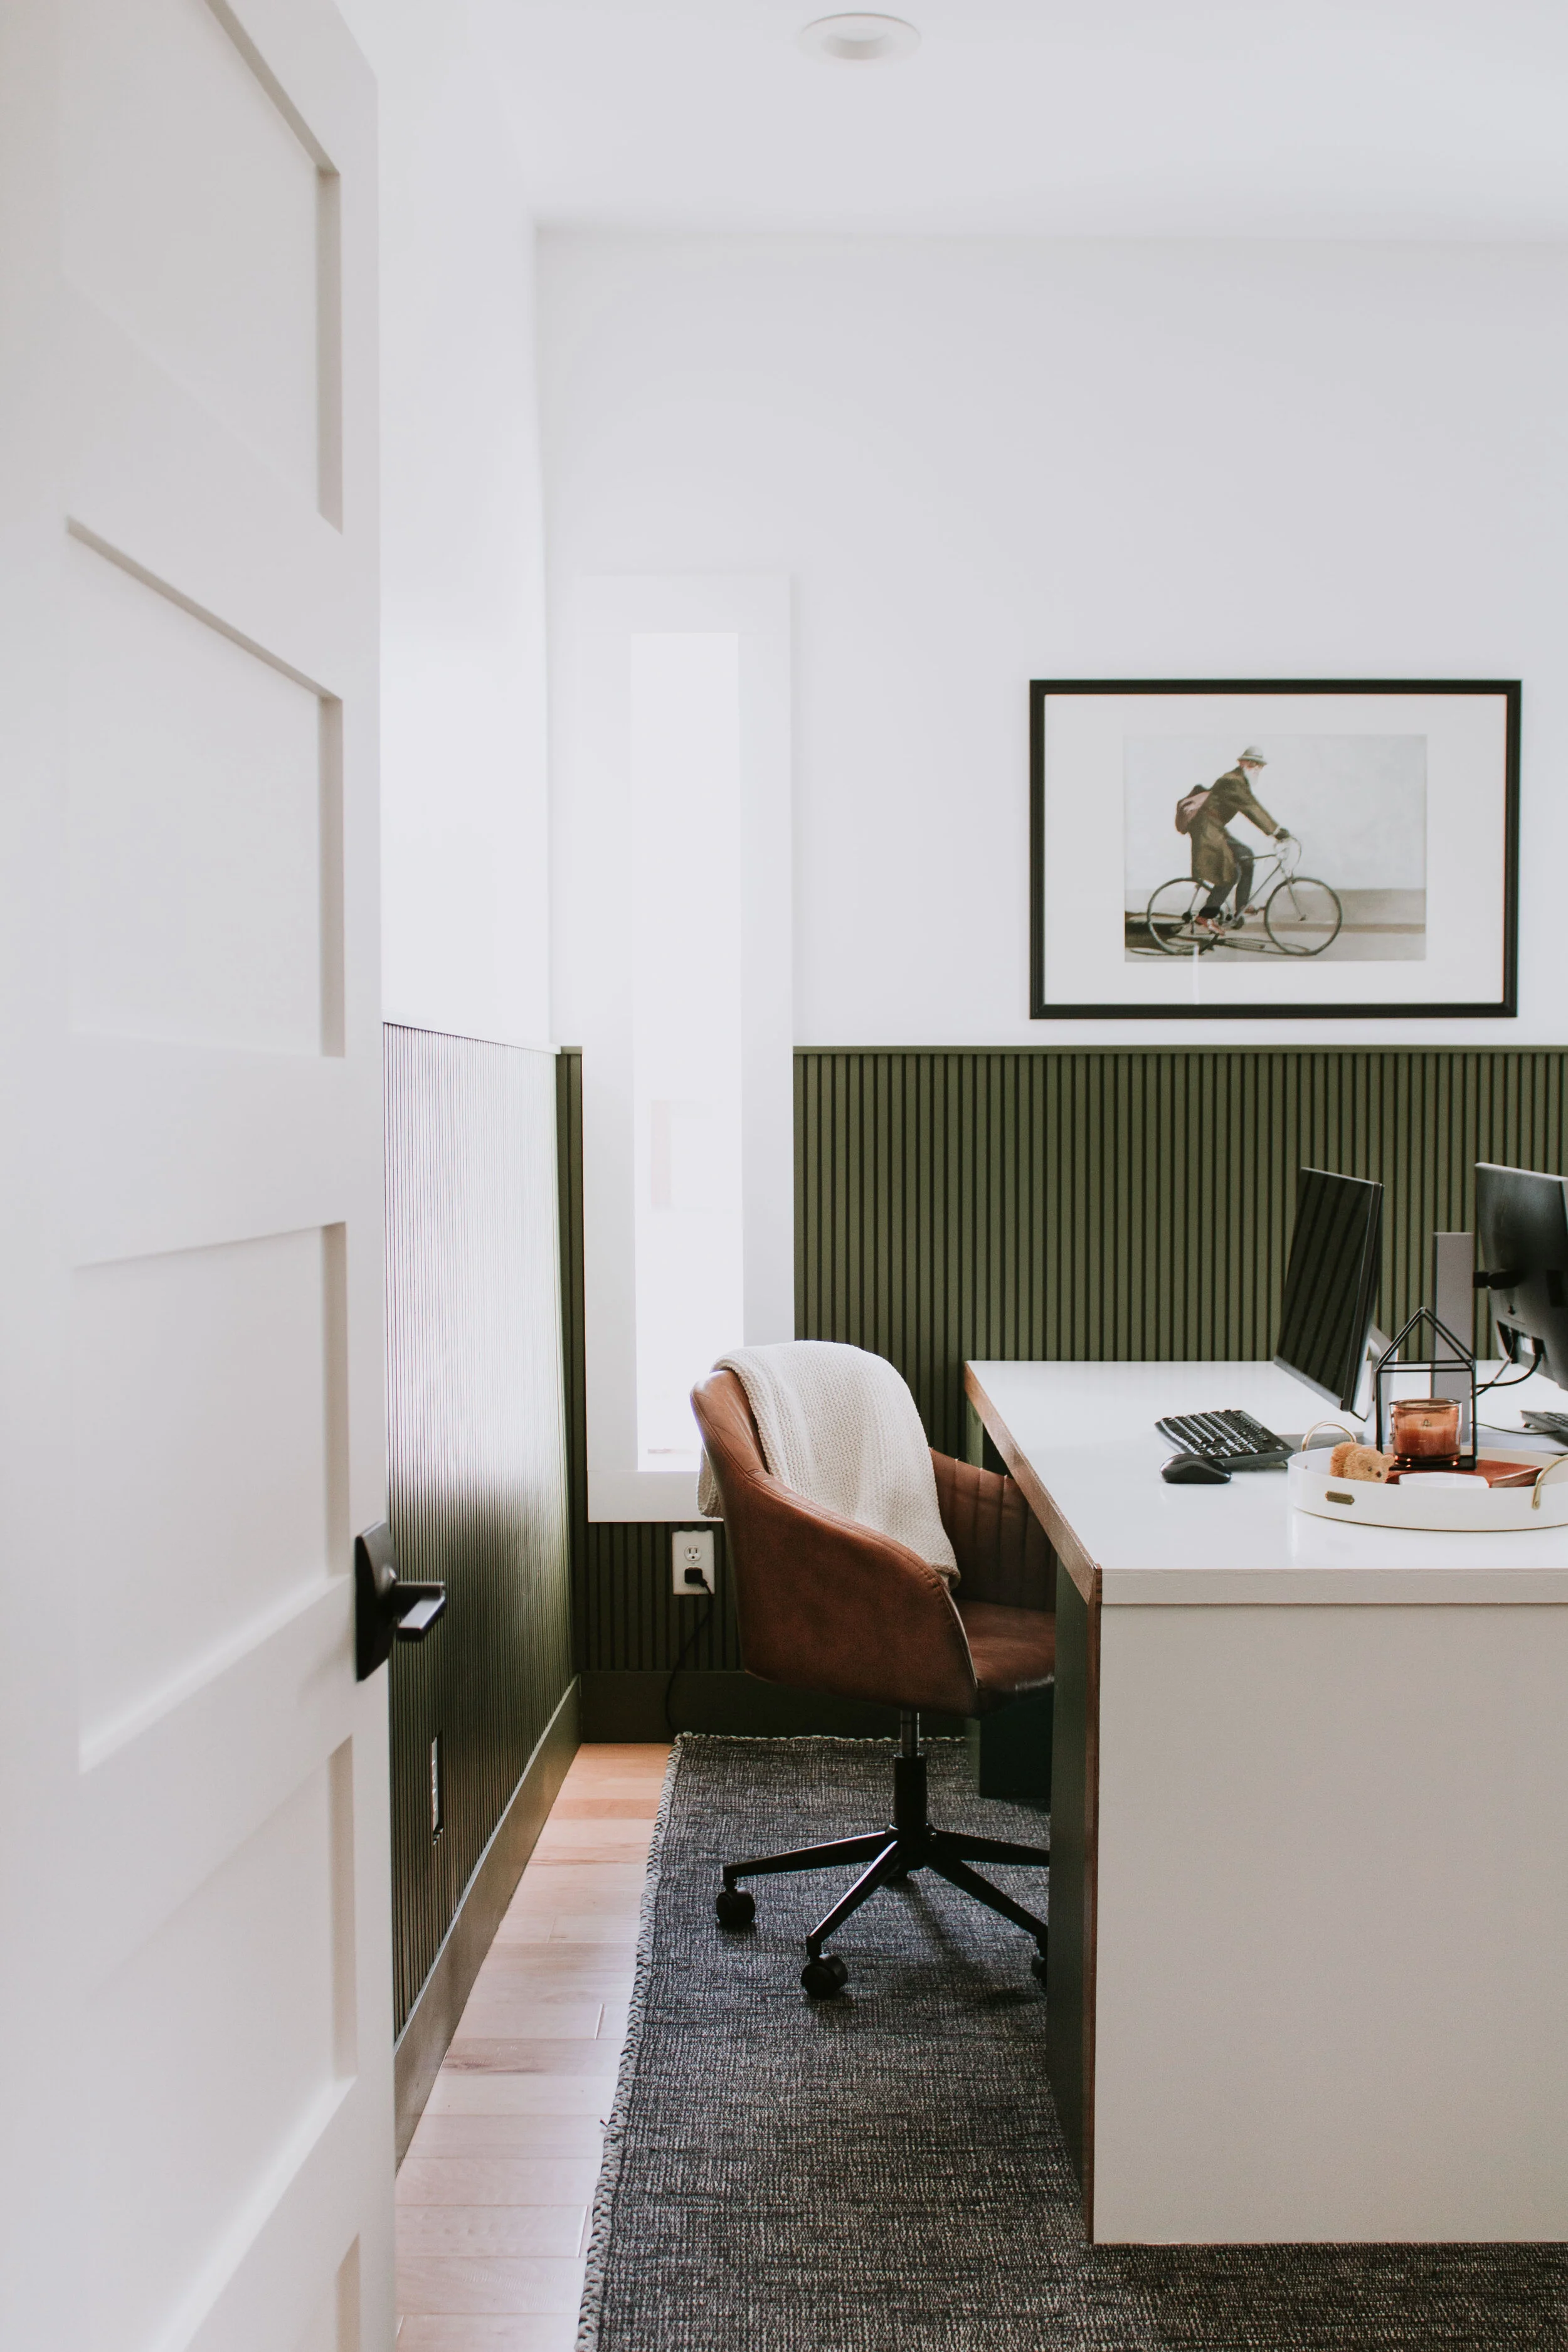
xmin=1162 ymin=1451 xmax=1232 ymax=1485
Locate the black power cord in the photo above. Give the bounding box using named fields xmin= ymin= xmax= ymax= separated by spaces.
xmin=1475 ymin=1338 xmax=1545 ymax=1400
xmin=664 ymin=1590 xmax=714 ymax=1737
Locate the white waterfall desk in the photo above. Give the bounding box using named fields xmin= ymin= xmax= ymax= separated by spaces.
xmin=965 ymin=1359 xmax=1568 ymax=2247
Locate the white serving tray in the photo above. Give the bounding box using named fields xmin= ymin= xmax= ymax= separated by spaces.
xmin=1288 ymin=1448 xmax=1568 ymax=1533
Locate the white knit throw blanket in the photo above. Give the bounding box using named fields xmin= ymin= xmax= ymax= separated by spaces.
xmin=696 ymin=1340 xmax=959 ymax=1583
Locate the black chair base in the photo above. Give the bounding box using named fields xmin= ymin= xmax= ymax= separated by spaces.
xmin=714 ymin=1712 xmax=1049 ymax=1997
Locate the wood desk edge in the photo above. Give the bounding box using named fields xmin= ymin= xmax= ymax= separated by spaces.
xmin=965 ymin=1363 xmax=1101 ymax=2235
xmin=963 ymin=1361 xmax=1568 ymax=1604
xmin=965 ymin=1361 xmax=1101 ymax=1609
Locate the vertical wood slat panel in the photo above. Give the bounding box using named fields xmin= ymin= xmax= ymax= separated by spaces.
xmin=793 ymin=1048 xmax=1568 ymax=1464
xmin=564 ymin=1047 xmax=1568 ymax=1675
xmin=384 ymin=1026 xmax=574 ymax=2035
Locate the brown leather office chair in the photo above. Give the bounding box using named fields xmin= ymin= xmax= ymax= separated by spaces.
xmin=692 ymin=1367 xmax=1054 ymax=1997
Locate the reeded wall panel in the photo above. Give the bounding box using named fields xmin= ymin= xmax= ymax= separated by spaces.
xmin=565 ymin=1047 xmax=1568 ymax=1676
xmin=796 ymin=1049 xmax=1568 ymax=1459
xmin=386 ymin=1027 xmax=573 ymax=2033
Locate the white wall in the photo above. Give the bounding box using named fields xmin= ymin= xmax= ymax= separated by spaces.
xmin=538 ymin=234 xmax=1568 ymax=1047
xmin=337 ymin=0 xmax=551 ymax=1046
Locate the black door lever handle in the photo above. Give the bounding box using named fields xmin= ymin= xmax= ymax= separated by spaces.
xmin=355 ymin=1520 xmax=446 ymax=1680
xmin=395 ymin=1590 xmax=445 ymax=1638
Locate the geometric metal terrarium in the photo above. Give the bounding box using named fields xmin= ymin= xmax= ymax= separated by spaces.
xmin=1372 ymin=1306 xmax=1478 ymax=1470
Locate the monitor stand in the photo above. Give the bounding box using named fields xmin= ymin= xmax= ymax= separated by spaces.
xmin=1433 ymin=1230 xmax=1476 ymax=1354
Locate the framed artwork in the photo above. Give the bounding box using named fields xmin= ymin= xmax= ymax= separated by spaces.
xmin=1029 ymin=679 xmax=1520 ymax=1020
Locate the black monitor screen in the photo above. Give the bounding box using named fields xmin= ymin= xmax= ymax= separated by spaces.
xmin=1273 ymin=1168 xmax=1384 ymax=1410
xmin=1475 ymin=1163 xmax=1568 ymax=1387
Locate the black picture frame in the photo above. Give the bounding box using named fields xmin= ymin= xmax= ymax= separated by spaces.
xmin=1029 ymin=678 xmax=1520 ymax=1021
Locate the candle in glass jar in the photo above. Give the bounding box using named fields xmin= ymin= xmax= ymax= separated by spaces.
xmin=1389 ymin=1397 xmax=1460 ymax=1459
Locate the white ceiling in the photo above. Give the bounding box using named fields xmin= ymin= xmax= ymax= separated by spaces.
xmin=468 ymin=0 xmax=1568 ymax=238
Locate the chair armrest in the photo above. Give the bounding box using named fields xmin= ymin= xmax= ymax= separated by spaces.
xmin=714 ymin=1463 xmax=981 ymax=1718
xmin=930 ymin=1451 xmax=1056 ymax=1614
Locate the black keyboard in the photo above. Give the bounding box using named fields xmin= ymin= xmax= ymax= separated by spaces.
xmin=1520 ymin=1410 xmax=1568 ymax=1445
xmin=1155 ymin=1407 xmax=1292 ymax=1471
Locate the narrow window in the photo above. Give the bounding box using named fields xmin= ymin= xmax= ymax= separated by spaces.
xmin=563 ymin=571 xmax=791 ymax=1524
xmin=628 ymin=633 xmax=744 ymax=1470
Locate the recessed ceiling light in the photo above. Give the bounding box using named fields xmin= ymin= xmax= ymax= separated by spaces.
xmin=798 ymin=14 xmax=921 ymax=65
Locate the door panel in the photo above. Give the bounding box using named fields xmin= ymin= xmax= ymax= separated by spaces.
xmin=61 ymin=0 xmax=326 ymax=502
xmin=82 ymin=1584 xmax=351 ymax=1966
xmin=0 ymin=1 xmax=390 ymax=2346
xmin=73 ymin=1225 xmax=342 ymax=1744
xmin=88 ymin=1754 xmax=350 ymax=2348
xmin=66 ymin=539 xmax=332 ymax=1055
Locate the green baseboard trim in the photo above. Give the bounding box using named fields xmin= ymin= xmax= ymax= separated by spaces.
xmin=394 ymin=1676 xmax=580 ymax=2165
xmin=580 ymin=1669 xmax=967 ymax=1743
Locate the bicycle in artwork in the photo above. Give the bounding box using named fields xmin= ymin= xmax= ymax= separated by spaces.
xmin=1140 ymin=835 xmax=1343 ymax=958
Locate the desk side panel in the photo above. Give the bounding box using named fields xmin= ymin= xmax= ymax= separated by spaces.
xmin=1092 ymin=1602 xmax=1568 ymax=2242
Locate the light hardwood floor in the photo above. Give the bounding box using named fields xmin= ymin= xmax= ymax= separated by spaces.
xmin=396 ymin=1741 xmax=671 ymax=2349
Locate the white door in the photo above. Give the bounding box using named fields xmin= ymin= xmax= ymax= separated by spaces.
xmin=0 ymin=3 xmax=391 ymax=2348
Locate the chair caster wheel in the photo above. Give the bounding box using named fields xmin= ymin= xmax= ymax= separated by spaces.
xmin=801 ymin=1954 xmax=849 ymax=1998
xmin=715 ymin=1887 xmax=755 ymax=1929
xmin=1030 ymin=1949 xmax=1048 ymax=1985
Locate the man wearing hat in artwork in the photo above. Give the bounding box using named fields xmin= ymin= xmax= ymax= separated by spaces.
xmin=1190 ymin=746 xmax=1291 ymax=934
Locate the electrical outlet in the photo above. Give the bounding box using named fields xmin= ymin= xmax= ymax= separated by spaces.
xmin=672 ymin=1528 xmax=716 ymax=1595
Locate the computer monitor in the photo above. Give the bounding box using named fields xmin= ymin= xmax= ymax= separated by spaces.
xmin=1273 ymin=1168 xmax=1384 ymax=1411
xmin=1474 ymin=1163 xmax=1568 ymax=1387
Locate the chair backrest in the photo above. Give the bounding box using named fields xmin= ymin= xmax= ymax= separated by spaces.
xmin=691 ymin=1368 xmax=981 ymax=1715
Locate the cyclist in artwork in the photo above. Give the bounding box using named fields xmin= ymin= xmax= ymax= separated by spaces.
xmin=1180 ymin=745 xmax=1291 ymax=936
xmin=1143 ymin=744 xmax=1343 ymax=958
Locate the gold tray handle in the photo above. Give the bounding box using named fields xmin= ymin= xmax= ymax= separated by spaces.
xmin=1531 ymin=1455 xmax=1568 ymax=1512
xmin=1301 ymin=1419 xmax=1360 ymax=1457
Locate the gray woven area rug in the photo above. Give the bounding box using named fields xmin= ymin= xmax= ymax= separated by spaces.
xmin=579 ymin=1737 xmax=1567 ymax=2351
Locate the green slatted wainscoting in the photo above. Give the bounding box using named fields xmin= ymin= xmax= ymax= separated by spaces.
xmin=386 ymin=1027 xmax=576 ymax=2158
xmin=796 ymin=1049 xmax=1568 ymax=1456
xmin=563 ymin=1047 xmax=1568 ymax=1733
xmin=558 ymin=1052 xmax=955 ymax=1739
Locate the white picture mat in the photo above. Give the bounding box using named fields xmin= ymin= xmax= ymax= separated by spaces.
xmin=1041 ymin=692 xmax=1509 ymax=1009
xmin=1122 ymin=733 xmax=1427 ymax=901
